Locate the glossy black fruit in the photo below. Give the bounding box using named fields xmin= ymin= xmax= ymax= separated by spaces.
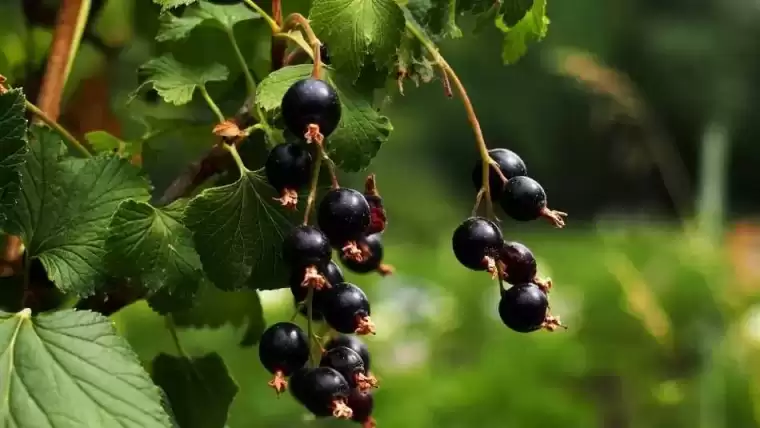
xmin=500 ymin=176 xmax=548 ymax=221
xmin=346 ymin=389 xmax=375 ymax=426
xmin=340 ymin=234 xmax=384 ymax=274
xmin=451 ymin=217 xmax=504 ymax=271
xmin=498 ymin=283 xmax=548 ymax=333
xmin=320 ymin=346 xmax=367 ymax=388
xmin=291 ymin=261 xmax=344 ymax=320
xmin=322 ymin=283 xmax=374 ymax=335
xmin=293 ymin=367 xmax=352 ymax=417
xmin=499 ymin=241 xmax=537 ymax=284
xmin=318 ymin=188 xmax=371 ymax=245
xmin=258 ymin=322 xmax=310 ymax=375
xmin=471 ymin=148 xmax=527 ymax=199
xmin=283 ymin=225 xmax=332 ymax=268
xmin=281 ymin=78 xmax=341 ymax=138
xmin=265 ymin=142 xmax=313 ymax=194
xmin=325 ymin=335 xmax=372 ymax=371
xmin=320 ymin=44 xmax=331 ymax=65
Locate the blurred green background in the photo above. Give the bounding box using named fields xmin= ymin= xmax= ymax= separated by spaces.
xmin=3 ymin=0 xmax=760 ymax=427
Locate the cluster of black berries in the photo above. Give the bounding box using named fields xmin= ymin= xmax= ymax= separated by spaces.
xmin=453 ymin=148 xmax=566 ymax=333
xmin=258 ymin=75 xmax=393 ymax=426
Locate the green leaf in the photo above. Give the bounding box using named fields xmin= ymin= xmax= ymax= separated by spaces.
xmin=183 ymin=166 xmax=296 ymax=291
xmin=84 ymin=130 xmax=143 ymax=157
xmin=151 ymin=353 xmax=238 ymax=428
xmin=0 ymin=88 xmax=28 ymax=228
xmin=105 ymin=200 xmax=202 ymax=300
xmin=0 ymin=308 xmax=174 ymax=427
xmin=500 ymin=0 xmax=535 ymax=26
xmin=496 ymin=0 xmax=549 ymax=64
xmin=256 ymin=65 xmax=392 ymax=171
xmin=309 ymin=0 xmax=406 ymax=80
xmin=153 ymin=0 xmax=199 ymax=12
xmin=136 ymin=54 xmax=229 ymax=105
xmin=156 ymin=1 xmax=259 ymax=42
xmin=4 ymin=127 xmax=152 ymax=296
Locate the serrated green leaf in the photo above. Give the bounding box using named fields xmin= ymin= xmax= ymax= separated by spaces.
xmin=136 ymin=54 xmax=229 ymax=105
xmin=0 ymin=308 xmax=174 ymax=427
xmin=105 ymin=200 xmax=202 ymax=305
xmin=4 ymin=127 xmax=152 ymax=296
xmin=156 ymin=1 xmax=259 ymax=42
xmin=496 ymin=0 xmax=549 ymax=64
xmin=501 ymin=0 xmax=534 ymax=26
xmin=183 ymin=166 xmax=296 ymax=291
xmin=151 ymin=353 xmax=238 ymax=428
xmin=84 ymin=130 xmax=143 ymax=158
xmin=0 ymin=88 xmax=28 ymax=228
xmin=256 ymin=65 xmax=392 ymax=171
xmin=309 ymin=0 xmax=406 ymax=80
xmin=153 ymin=0 xmax=198 ymax=12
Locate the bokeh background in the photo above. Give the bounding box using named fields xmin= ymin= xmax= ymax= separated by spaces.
xmin=3 ymin=0 xmax=760 ymax=427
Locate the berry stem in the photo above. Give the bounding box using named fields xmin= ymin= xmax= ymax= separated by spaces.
xmin=283 ymin=13 xmax=323 ymax=79
xmin=305 ymin=284 xmax=316 ymax=366
xmin=242 ymin=0 xmax=281 ymax=33
xmin=303 ymin=150 xmax=323 ymax=225
xmin=198 ymin=85 xmax=226 ymax=124
xmin=222 ymin=142 xmax=249 ymax=174
xmin=404 ymin=20 xmax=505 ymax=219
xmin=165 ymin=315 xmax=191 ymax=359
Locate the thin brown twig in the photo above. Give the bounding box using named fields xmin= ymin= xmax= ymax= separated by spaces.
xmin=283 ymin=14 xmax=322 ymax=79
xmin=270 ymin=0 xmax=286 ymax=70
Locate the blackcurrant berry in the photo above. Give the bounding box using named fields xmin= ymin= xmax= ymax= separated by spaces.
xmin=451 ymin=217 xmax=503 ymax=274
xmin=346 ymin=389 xmax=376 ymax=428
xmin=498 ymin=283 xmax=562 ymax=333
xmin=291 ymin=261 xmax=344 ymax=320
xmin=471 ymin=148 xmax=527 ymax=199
xmin=322 ymin=282 xmax=375 ymax=335
xmin=293 ymin=367 xmax=354 ymax=419
xmin=320 ymin=44 xmax=331 ymax=65
xmin=265 ymin=142 xmax=313 ymax=209
xmin=325 ymin=335 xmax=372 ymax=371
xmin=499 ymin=241 xmax=537 ymax=285
xmin=320 ymin=346 xmax=378 ymax=392
xmin=500 ymin=176 xmax=567 ymax=227
xmin=258 ymin=322 xmax=310 ymax=394
xmin=281 ymin=78 xmax=341 ymax=142
xmin=282 ymin=225 xmax=332 ymax=269
xmin=340 ymin=234 xmax=393 ymax=276
xmin=317 ymin=188 xmax=371 ymax=260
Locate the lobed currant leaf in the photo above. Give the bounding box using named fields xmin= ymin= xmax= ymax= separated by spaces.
xmin=151 ymin=353 xmax=238 ymax=428
xmin=105 ymin=199 xmax=202 ymax=302
xmin=84 ymin=130 xmax=143 ymax=158
xmin=256 ymin=65 xmax=392 ymax=171
xmin=0 ymin=88 xmax=28 ymax=229
xmin=153 ymin=0 xmax=199 ymax=13
xmin=156 ymin=1 xmax=260 ymax=42
xmin=134 ymin=54 xmax=228 ymax=106
xmin=309 ymin=0 xmax=406 ymax=81
xmin=0 ymin=309 xmax=174 ymax=427
xmin=501 ymin=0 xmax=535 ymax=27
xmin=495 ymin=0 xmax=549 ymax=64
xmin=3 ymin=127 xmax=151 ymax=296
xmin=183 ymin=167 xmax=297 ymax=291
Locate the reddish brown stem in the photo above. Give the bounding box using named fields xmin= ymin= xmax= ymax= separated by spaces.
xmin=270 ymin=0 xmax=286 ymax=70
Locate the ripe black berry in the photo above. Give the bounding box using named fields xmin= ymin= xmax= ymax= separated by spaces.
xmin=291 ymin=261 xmax=344 ymax=320
xmin=322 ymin=282 xmax=375 ymax=335
xmin=258 ymin=322 xmax=309 ymax=394
xmin=282 ymin=225 xmax=332 ymax=271
xmin=471 ymin=148 xmax=527 ymax=199
xmin=292 ymin=367 xmax=354 ymax=419
xmin=320 ymin=346 xmax=378 ymax=392
xmin=500 ymin=176 xmax=567 ymax=227
xmin=325 ymin=335 xmax=372 ymax=371
xmin=317 ymin=188 xmax=371 ymax=261
xmin=265 ymin=142 xmax=313 ymax=208
xmin=498 ymin=241 xmax=537 ymax=284
xmin=498 ymin=283 xmax=562 ymax=333
xmin=340 ymin=234 xmax=393 ymax=276
xmin=346 ymin=389 xmax=376 ymax=428
xmin=451 ymin=217 xmax=503 ymax=274
xmin=281 ymin=78 xmax=341 ymax=142
xmin=320 ymin=44 xmax=331 ymax=65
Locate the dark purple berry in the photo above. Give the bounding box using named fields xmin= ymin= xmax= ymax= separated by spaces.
xmin=322 ymin=282 xmax=374 ymax=335
xmin=471 ymin=148 xmax=527 ymax=199
xmin=346 ymin=389 xmax=375 ymax=426
xmin=340 ymin=234 xmax=392 ymax=275
xmin=498 ymin=283 xmax=548 ymax=333
xmin=291 ymin=261 xmax=344 ymax=320
xmin=500 ymin=176 xmax=547 ymax=221
xmin=318 ymin=188 xmax=371 ymax=247
xmin=265 ymin=143 xmax=313 ymax=207
xmin=320 ymin=44 xmax=331 ymax=65
xmin=451 ymin=217 xmax=503 ymax=272
xmin=282 ymin=225 xmax=332 ymax=268
xmin=293 ymin=367 xmax=353 ymax=418
xmin=281 ymin=78 xmax=341 ymax=139
xmin=259 ymin=322 xmax=309 ymax=393
xmin=499 ymin=241 xmax=537 ymax=284
xmin=325 ymin=335 xmax=372 ymax=371
xmin=320 ymin=346 xmax=376 ymax=391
